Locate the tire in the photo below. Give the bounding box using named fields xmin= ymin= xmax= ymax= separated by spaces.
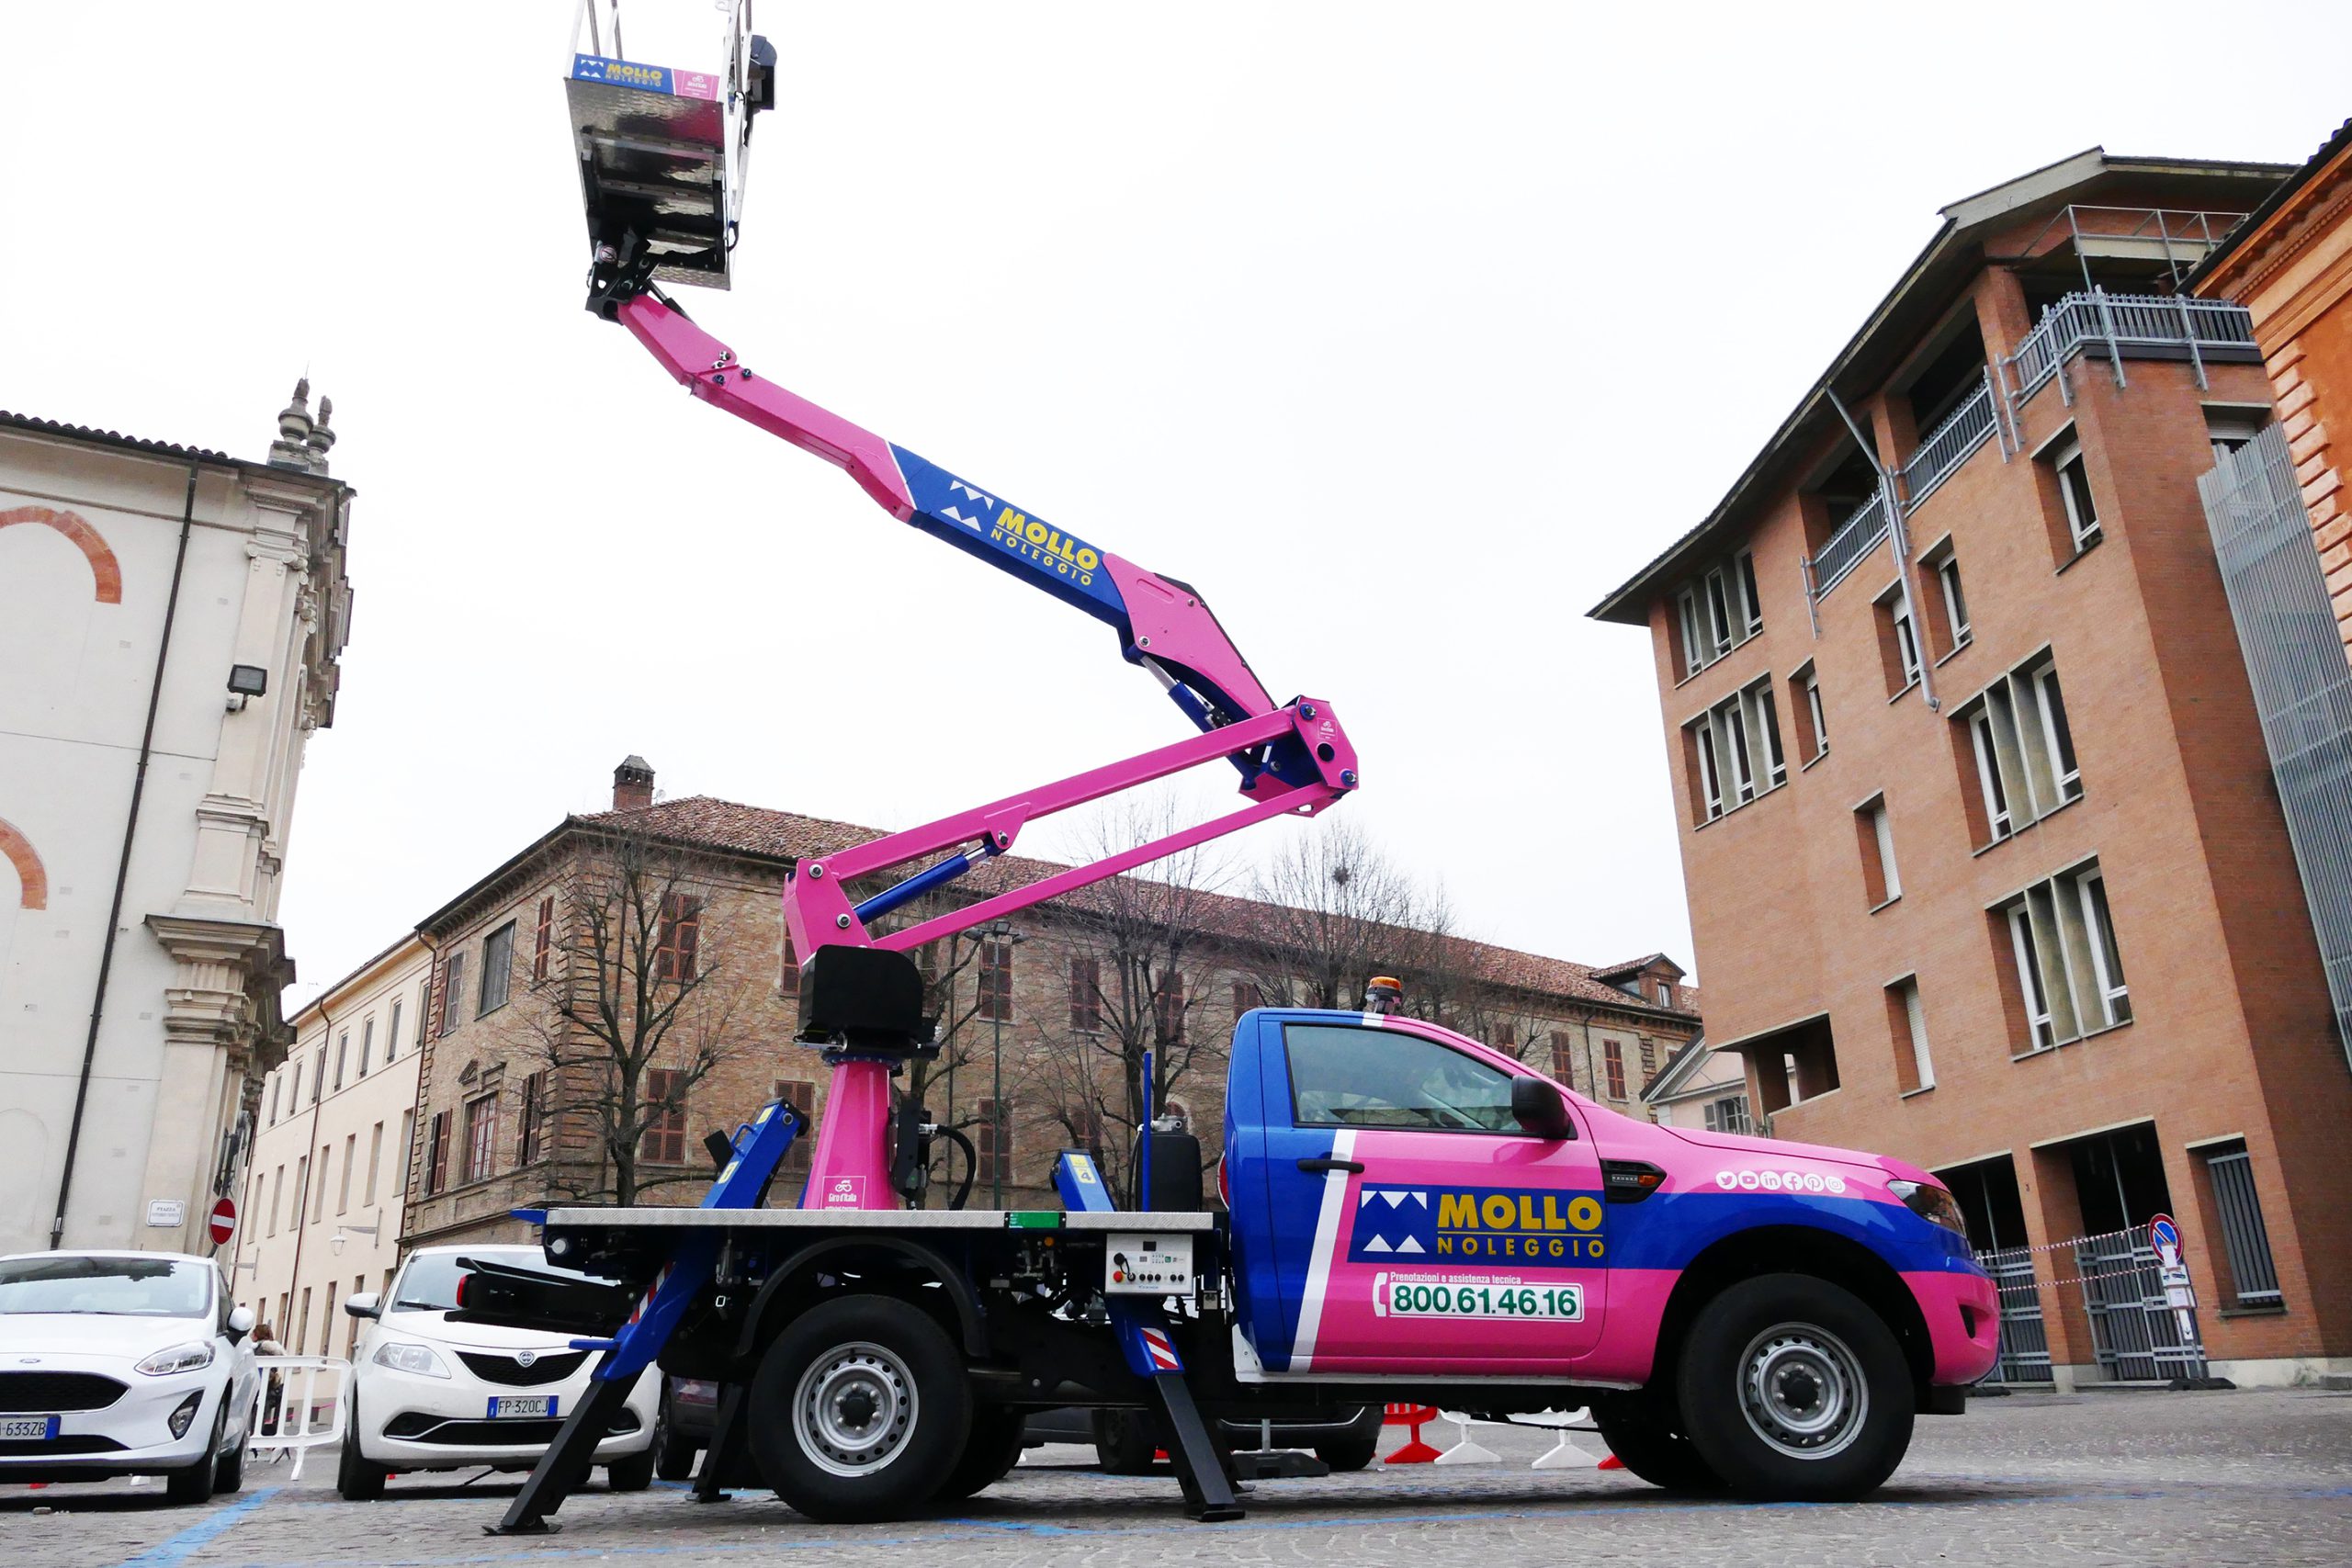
xmin=653 ymin=1393 xmax=699 ymax=1483
xmin=935 ymin=1407 xmax=1027 ymax=1500
xmin=1589 ymin=1394 xmax=1722 ymax=1493
xmin=164 ymin=1404 xmax=221 ymax=1506
xmin=335 ymin=1395 xmax=390 ymax=1502
xmin=748 ymin=1293 xmax=972 ymax=1523
xmin=606 ymin=1448 xmax=656 ymax=1492
xmin=1090 ymin=1407 xmax=1159 ymax=1475
xmin=212 ymin=1428 xmax=246 ymax=1495
xmin=1675 ymin=1272 xmax=1914 ymax=1502
xmin=1313 ymin=1409 xmax=1382 ymax=1472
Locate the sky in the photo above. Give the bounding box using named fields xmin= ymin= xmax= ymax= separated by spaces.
xmin=5 ymin=2 xmax=2348 ymax=1011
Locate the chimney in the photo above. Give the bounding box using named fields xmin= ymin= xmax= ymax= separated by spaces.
xmin=613 ymin=754 xmax=655 ymax=811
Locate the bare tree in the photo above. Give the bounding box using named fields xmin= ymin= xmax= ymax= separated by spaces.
xmin=518 ymin=825 xmax=747 ymax=1206
xmin=1024 ymin=803 xmax=1234 ymax=1204
xmin=1244 ymin=818 xmax=1452 ymax=1010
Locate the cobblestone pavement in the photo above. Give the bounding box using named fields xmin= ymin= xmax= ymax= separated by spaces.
xmin=5 ymin=1391 xmax=2348 ymax=1568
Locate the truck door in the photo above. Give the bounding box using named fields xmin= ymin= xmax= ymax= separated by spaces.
xmin=1259 ymin=1021 xmax=1607 ymax=1374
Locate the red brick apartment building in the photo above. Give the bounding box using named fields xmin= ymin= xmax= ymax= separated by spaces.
xmin=1592 ymin=149 xmax=2352 ymax=1388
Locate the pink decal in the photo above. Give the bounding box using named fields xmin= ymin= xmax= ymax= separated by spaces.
xmin=673 ymin=70 xmax=719 ymax=100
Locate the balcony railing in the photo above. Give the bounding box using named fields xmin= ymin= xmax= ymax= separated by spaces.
xmin=1811 ymin=488 xmax=1891 ymax=596
xmin=1900 ymin=373 xmax=1998 ymax=511
xmin=2006 ymin=289 xmax=2256 ymax=400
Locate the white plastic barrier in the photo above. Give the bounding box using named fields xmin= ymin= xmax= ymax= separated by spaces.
xmin=246 ymin=1356 xmax=349 ymax=1481
xmin=1429 ymin=1406 xmax=1600 ymax=1469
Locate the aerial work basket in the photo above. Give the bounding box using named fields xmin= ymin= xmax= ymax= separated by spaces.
xmin=564 ymin=0 xmax=774 ymax=289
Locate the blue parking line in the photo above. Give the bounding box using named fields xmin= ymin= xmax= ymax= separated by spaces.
xmin=113 ymin=1486 xmax=279 ymax=1568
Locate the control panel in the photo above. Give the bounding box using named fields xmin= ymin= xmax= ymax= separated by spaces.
xmin=1105 ymin=1233 xmax=1195 ymax=1297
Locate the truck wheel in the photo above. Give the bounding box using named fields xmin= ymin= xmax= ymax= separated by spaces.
xmin=1314 ymin=1408 xmax=1384 ymax=1472
xmin=1090 ymin=1407 xmax=1159 ymax=1475
xmin=1589 ymin=1394 xmax=1721 ymax=1492
xmin=936 ymin=1407 xmax=1027 ymax=1499
xmin=750 ymin=1294 xmax=972 ymax=1522
xmin=1675 ymin=1273 xmax=1913 ymax=1501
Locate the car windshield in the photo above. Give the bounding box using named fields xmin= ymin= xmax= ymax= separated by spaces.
xmin=0 ymin=1257 xmax=211 ymax=1318
xmin=390 ymin=1250 xmax=595 ymax=1313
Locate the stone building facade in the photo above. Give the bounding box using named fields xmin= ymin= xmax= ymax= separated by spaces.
xmin=0 ymin=389 xmax=352 ymax=1257
xmin=399 ymin=761 xmax=1701 ymax=1247
xmin=1591 ymin=149 xmax=2352 ymax=1386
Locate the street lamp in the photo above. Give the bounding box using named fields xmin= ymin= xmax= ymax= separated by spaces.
xmin=329 ymin=1222 xmax=379 ymax=1258
xmin=987 ymin=919 xmax=1025 ymax=1209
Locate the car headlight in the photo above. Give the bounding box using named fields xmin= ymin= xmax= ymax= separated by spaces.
xmin=135 ymin=1341 xmax=217 ymax=1377
xmin=372 ymin=1340 xmax=452 ymax=1379
xmin=1886 ymin=1179 xmax=1969 ymax=1237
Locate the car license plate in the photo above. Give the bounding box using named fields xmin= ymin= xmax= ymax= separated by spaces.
xmin=487 ymin=1395 xmax=556 ymax=1420
xmin=0 ymin=1416 xmax=60 ymax=1441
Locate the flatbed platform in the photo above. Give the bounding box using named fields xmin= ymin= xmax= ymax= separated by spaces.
xmin=543 ymin=1206 xmax=1220 ymax=1232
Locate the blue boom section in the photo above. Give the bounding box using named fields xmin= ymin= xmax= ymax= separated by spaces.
xmin=891 ymin=446 xmax=1128 ymax=624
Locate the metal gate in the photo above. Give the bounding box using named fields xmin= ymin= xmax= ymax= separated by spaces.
xmin=1973 ymin=1246 xmax=2053 ymax=1384
xmin=2073 ymin=1228 xmax=2206 ymax=1382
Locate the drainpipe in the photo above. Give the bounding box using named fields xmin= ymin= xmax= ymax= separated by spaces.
xmin=1826 ymin=390 xmax=1939 ymax=714
xmin=51 ymin=457 xmax=202 ymax=1247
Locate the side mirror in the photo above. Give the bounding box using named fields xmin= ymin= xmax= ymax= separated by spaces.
xmin=1510 ymin=1076 xmax=1576 ymax=1141
xmin=225 ymin=1305 xmax=255 ymax=1344
xmin=344 ymin=1292 xmax=381 ymax=1321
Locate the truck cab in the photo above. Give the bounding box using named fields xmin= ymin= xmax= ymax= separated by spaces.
xmin=1222 ymin=1007 xmax=1999 ymax=1491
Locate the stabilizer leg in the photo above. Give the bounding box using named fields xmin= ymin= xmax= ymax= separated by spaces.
xmin=487 ymin=1377 xmax=639 ymax=1535
xmin=692 ymin=1383 xmax=753 ymax=1502
xmin=1146 ymin=1373 xmax=1243 ymax=1523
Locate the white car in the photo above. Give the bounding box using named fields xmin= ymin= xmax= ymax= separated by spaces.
xmin=0 ymin=1250 xmax=257 ymax=1505
xmin=338 ymin=1245 xmax=660 ymax=1499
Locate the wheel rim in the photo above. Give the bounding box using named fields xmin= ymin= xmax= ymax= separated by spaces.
xmin=1736 ymin=1321 xmax=1867 ymax=1461
xmin=792 ymin=1341 xmax=920 ymax=1478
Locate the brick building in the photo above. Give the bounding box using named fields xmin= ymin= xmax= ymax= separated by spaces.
xmin=1591 ymin=148 xmax=2352 ymax=1388
xmin=399 ymin=761 xmax=1700 ymax=1247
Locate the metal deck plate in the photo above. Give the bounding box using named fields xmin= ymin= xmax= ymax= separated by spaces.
xmin=567 ymin=54 xmax=731 ymax=288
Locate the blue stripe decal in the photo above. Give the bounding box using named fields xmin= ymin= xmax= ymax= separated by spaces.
xmin=890 ymin=446 xmax=1127 ymax=621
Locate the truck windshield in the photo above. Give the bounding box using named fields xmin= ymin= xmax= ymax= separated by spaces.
xmin=1285 ymin=1024 xmax=1521 ymax=1132
xmin=0 ymin=1256 xmax=212 ymax=1318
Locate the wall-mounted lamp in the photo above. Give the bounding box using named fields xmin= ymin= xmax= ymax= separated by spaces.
xmin=227 ymin=664 xmax=269 ymax=712
xmin=329 ymin=1222 xmax=379 ymax=1257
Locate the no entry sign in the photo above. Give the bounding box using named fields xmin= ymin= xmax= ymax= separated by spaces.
xmin=208 ymin=1196 xmax=237 ymax=1248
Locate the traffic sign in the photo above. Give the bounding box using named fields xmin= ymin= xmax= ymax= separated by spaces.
xmin=2148 ymin=1213 xmax=2181 ymax=1267
xmin=208 ymin=1196 xmax=237 ymax=1249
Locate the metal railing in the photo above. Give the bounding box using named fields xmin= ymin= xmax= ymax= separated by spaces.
xmin=1973 ymin=1245 xmax=2053 ymax=1385
xmin=2074 ymin=1227 xmax=2208 ymax=1382
xmin=1899 ymin=374 xmax=1998 ymax=512
xmin=1810 ymin=490 xmax=1891 ymax=596
xmin=246 ymin=1355 xmax=348 ymax=1481
xmin=2006 ymin=289 xmax=2256 ymax=401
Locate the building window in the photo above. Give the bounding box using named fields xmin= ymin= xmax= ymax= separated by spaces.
xmin=1232 ymin=980 xmax=1262 ymax=1021
xmin=311 ymin=1048 xmax=324 ymax=1104
xmin=424 ymin=1111 xmax=450 ymax=1196
xmin=1856 ymin=795 xmax=1900 ymax=908
xmin=533 ymin=896 xmax=554 ymax=982
xmin=772 ymin=1078 xmax=817 ymax=1172
xmin=1999 ymin=860 xmax=2130 ymax=1053
xmin=977 ymin=940 xmax=1015 ymax=1021
xmin=1875 ymin=583 xmax=1922 ymax=694
xmin=1654 ymin=980 xmax=1673 ymax=1008
xmin=1792 ymin=662 xmax=1828 ymax=764
xmin=313 ymin=1145 xmax=330 ymax=1221
xmin=358 ymin=1019 xmax=373 ymax=1077
xmin=268 ymin=1164 xmax=284 ymax=1235
xmin=415 ymin=981 xmax=429 ymax=1046
xmin=1887 ymin=976 xmax=1935 ymax=1094
xmin=334 ymin=1032 xmax=347 ymax=1091
xmin=268 ymin=1073 xmax=281 ymax=1126
xmin=2199 ymin=1142 xmax=2283 ymax=1307
xmin=1686 ymin=675 xmax=1785 ymax=823
xmin=338 ymin=1133 xmax=356 ymax=1213
xmin=640 ymin=1068 xmax=686 ymax=1165
xmin=387 ymin=1001 xmax=401 ymax=1064
xmin=1602 ymin=1040 xmax=1627 ymax=1100
xmin=1069 ymin=957 xmax=1102 ymax=1032
xmin=438 ymin=952 xmax=467 ymax=1037
xmin=295 ymin=1288 xmax=311 ymax=1355
xmin=779 ymin=939 xmax=800 ymax=997
xmin=1676 ymin=549 xmax=1763 ymax=677
xmin=461 ymin=1091 xmax=498 ymax=1185
xmin=516 ymin=1071 xmax=549 ymax=1167
xmin=1922 ymin=544 xmax=1971 ymax=659
xmin=2052 ymin=437 xmax=2100 ymax=551
xmin=479 ymin=922 xmax=515 ymax=1014
xmin=1155 ymin=974 xmax=1185 ymax=1043
xmin=1702 ymin=1095 xmax=1751 ymax=1134
xmin=974 ymin=1098 xmax=1012 ymax=1186
xmin=364 ymin=1122 xmax=383 ymax=1206
xmin=288 ymin=1059 xmax=300 ymax=1110
xmin=655 ymin=896 xmax=701 ymax=983
xmin=1955 ymin=654 xmax=2083 ymax=848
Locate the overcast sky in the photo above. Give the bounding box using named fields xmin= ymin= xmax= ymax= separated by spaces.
xmin=6 ymin=3 xmax=2347 ymax=1009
